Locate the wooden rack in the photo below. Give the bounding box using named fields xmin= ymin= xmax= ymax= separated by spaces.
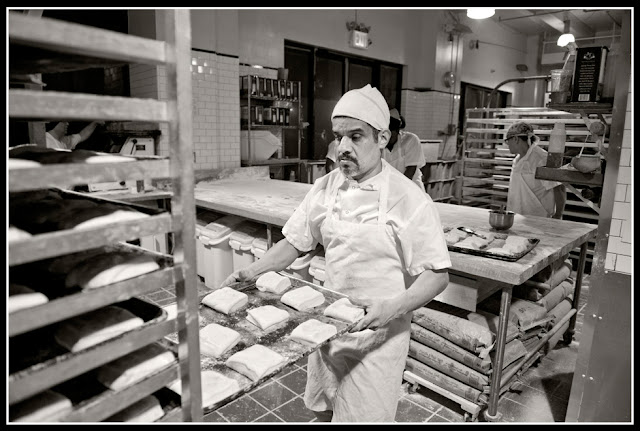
xmin=8 ymin=10 xmax=202 ymax=422
xmin=459 ymin=107 xmax=606 ymax=270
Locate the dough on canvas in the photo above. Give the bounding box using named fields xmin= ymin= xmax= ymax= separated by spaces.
xmin=104 ymin=395 xmax=164 ymax=422
xmin=201 ymin=287 xmax=249 ymax=315
xmin=256 ymin=271 xmax=292 ymax=294
xmin=96 ymin=343 xmax=176 ymax=390
xmin=199 ymin=323 xmax=241 ymax=358
xmin=245 ymin=305 xmax=290 ymax=331
xmin=323 ymin=297 xmax=365 ymax=323
xmin=225 ymin=344 xmax=286 ymax=382
xmin=168 ymin=370 xmax=240 ymax=409
xmin=289 ymin=319 xmax=337 ymax=347
xmin=280 ymin=285 xmax=325 ymax=311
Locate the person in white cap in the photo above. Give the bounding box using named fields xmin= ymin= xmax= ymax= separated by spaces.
xmin=221 ymin=84 xmax=451 ymax=422
xmin=382 ymin=108 xmax=426 ymax=192
xmin=45 ymin=121 xmax=105 ymax=150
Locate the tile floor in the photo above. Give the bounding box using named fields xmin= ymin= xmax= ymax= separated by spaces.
xmin=140 ymin=273 xmax=590 ymax=423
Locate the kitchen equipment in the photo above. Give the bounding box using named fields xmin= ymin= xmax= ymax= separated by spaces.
xmin=571 ymin=154 xmax=601 ymax=173
xmin=88 ymin=137 xmax=155 ymax=192
xmin=489 ymin=210 xmax=515 ymax=230
xmin=457 ymin=227 xmax=487 ymax=240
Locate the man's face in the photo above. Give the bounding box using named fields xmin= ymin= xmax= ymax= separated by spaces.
xmin=332 ymin=117 xmax=388 ymax=181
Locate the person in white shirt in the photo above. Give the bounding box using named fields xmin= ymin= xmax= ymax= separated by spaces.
xmin=381 ymin=108 xmax=426 ymax=192
xmin=45 ymin=121 xmax=104 ymax=150
xmin=221 ymin=84 xmax=451 ymax=422
xmin=325 ymin=139 xmax=337 ymax=174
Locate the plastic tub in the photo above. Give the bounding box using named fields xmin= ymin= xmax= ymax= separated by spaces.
xmin=199 ymin=215 xmax=244 ymax=289
xmin=195 ymin=210 xmax=223 ymax=277
xmin=229 ymin=220 xmax=265 ymax=272
xmin=308 ymin=253 xmax=326 ymax=286
xmin=251 ymin=230 xmax=285 ymax=260
xmin=283 ymin=245 xmax=321 ymax=282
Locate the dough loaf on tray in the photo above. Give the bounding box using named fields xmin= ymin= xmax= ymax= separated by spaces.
xmin=323 ymin=297 xmax=365 ymax=323
xmin=201 ymin=287 xmax=249 ymax=315
xmin=256 ymin=271 xmax=292 ymax=294
xmin=168 ymin=369 xmax=240 ymax=409
xmin=199 ymin=323 xmax=241 ymax=358
xmin=225 ymin=344 xmax=286 ymax=382
xmin=245 ymin=305 xmax=290 ymax=331
xmin=289 ymin=319 xmax=337 ymax=347
xmin=280 ymin=285 xmax=325 ymax=311
xmin=96 ymin=343 xmax=176 ymax=390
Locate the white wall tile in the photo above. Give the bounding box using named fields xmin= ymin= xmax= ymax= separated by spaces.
xmin=614 ymin=254 xmax=631 ymax=275
xmin=604 ymin=253 xmax=616 ymax=270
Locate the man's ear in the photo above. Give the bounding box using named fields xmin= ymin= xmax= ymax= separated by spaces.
xmin=378 ymin=129 xmax=391 ymax=150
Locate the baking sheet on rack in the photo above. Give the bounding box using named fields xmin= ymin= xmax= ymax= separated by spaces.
xmin=443 ymin=227 xmax=540 ymax=262
xmin=164 ymin=273 xmax=358 ymax=413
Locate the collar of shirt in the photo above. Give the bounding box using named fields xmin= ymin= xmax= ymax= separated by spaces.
xmin=335 ymin=167 xmax=383 ymax=192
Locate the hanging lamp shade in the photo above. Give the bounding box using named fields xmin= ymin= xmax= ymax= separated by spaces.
xmin=467 ymin=8 xmax=495 ymax=20
xmin=557 ymin=20 xmax=575 ymax=47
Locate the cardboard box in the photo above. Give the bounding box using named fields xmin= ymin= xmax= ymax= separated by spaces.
xmin=571 ymin=46 xmax=608 ymax=103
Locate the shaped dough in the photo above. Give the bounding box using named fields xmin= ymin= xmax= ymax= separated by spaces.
xmin=71 ymin=208 xmax=149 ymax=230
xmin=9 ymin=283 xmax=49 ymax=314
xmin=225 ymin=344 xmax=286 ymax=382
xmin=104 ymin=395 xmax=164 ymax=422
xmin=201 ymin=287 xmax=249 ymax=315
xmin=96 ymin=343 xmax=176 ymax=390
xmin=280 ymin=285 xmax=325 ymax=311
xmin=8 ymin=225 xmax=32 ymax=242
xmin=323 ymin=297 xmax=365 ymax=323
xmin=246 ymin=305 xmax=290 ymax=331
xmin=256 ymin=271 xmax=292 ymax=294
xmin=289 ymin=319 xmax=337 ymax=347
xmin=64 ymin=252 xmax=160 ymax=289
xmin=10 ymin=390 xmax=73 ymax=422
xmin=199 ymin=323 xmax=241 ymax=358
xmin=168 ymin=370 xmax=240 ymax=408
xmin=54 ymin=306 xmax=144 ymax=352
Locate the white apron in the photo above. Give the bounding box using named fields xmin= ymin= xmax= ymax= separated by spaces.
xmin=304 ymin=167 xmax=412 ymax=422
xmin=382 ymin=143 xmax=426 ymax=193
xmin=507 ymin=159 xmax=553 ymax=218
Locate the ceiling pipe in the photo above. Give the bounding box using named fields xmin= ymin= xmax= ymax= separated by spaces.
xmin=485 ymin=75 xmax=551 ymax=108
xmin=496 ymin=9 xmax=606 ymax=22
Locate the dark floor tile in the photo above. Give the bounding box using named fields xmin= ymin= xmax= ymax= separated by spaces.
xmin=216 ymin=394 xmax=269 ymax=422
xmin=272 ymin=363 xmax=299 ymax=380
xmin=276 ymin=368 xmax=308 ymax=395
xmin=146 ymin=289 xmax=174 ymax=301
xmin=253 ymin=412 xmax=284 ymax=423
xmin=272 ymin=396 xmax=316 ymax=422
xmin=155 ymin=297 xmax=176 ymax=307
xmin=295 ymin=355 xmax=308 ymax=367
xmin=202 ymin=411 xmax=228 ymax=422
xmin=426 ymin=413 xmax=451 ymax=422
xmin=249 ymin=381 xmax=297 ymax=411
xmin=402 ymin=384 xmax=463 ymax=420
xmin=492 ymin=397 xmax=557 ymax=422
xmin=394 ymin=398 xmax=433 ymax=423
xmin=503 ymin=384 xmax=566 ymax=422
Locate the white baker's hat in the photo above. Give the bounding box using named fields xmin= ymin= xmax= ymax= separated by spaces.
xmin=331 ymin=84 xmax=390 ymax=131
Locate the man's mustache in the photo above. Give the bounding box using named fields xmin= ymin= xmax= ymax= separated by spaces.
xmin=338 ymin=154 xmax=358 ymax=164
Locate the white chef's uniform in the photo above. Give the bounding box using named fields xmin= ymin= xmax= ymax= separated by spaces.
xmin=282 ymin=159 xmax=451 ymax=422
xmin=381 ymin=130 xmax=426 ymax=192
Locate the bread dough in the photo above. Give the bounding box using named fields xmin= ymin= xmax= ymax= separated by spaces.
xmin=485 ymin=247 xmax=513 ymax=256
xmin=246 ymin=305 xmax=290 ymax=331
xmin=96 ymin=343 xmax=176 ymax=390
xmin=104 ymin=395 xmax=164 ymax=422
xmin=280 ymin=285 xmax=325 ymax=311
xmin=10 ymin=389 xmax=73 ymax=422
xmin=8 ymin=158 xmax=42 ymax=169
xmin=199 ymin=323 xmax=241 ymax=358
xmin=71 ymin=208 xmax=149 ymax=230
xmin=225 ymin=344 xmax=286 ymax=382
xmin=168 ymin=370 xmax=240 ymax=409
xmin=503 ymin=236 xmax=529 ymax=254
xmin=8 ymin=283 xmax=49 ymax=314
xmin=84 ymin=154 xmax=135 ymax=164
xmin=8 ymin=225 xmax=32 ymax=242
xmin=54 ymin=305 xmax=144 ymax=352
xmin=323 ymin=297 xmax=365 ymax=323
xmin=201 ymin=287 xmax=249 ymax=315
xmin=455 ymin=236 xmax=489 ymax=250
xmin=256 ymin=271 xmax=292 ymax=294
xmin=64 ymin=252 xmax=160 ymax=289
xmin=444 ymin=229 xmax=467 ymax=246
xmin=289 ymin=319 xmax=337 ymax=347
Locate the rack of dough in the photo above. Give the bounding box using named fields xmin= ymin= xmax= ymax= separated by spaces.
xmin=443 ymin=227 xmax=540 ymax=262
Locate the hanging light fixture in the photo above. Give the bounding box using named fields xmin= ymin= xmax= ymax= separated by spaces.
xmin=557 ymin=20 xmax=575 ymax=47
xmin=467 ymin=8 xmax=495 ymax=20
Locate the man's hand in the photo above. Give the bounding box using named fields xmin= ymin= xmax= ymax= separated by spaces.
xmin=219 ymin=268 xmax=255 ymax=289
xmin=348 ymin=296 xmax=401 ymax=333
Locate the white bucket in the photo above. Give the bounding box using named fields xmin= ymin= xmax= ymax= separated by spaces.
xmin=229 ymin=220 xmax=265 ymax=272
xmin=195 ymin=210 xmax=223 ymax=278
xmin=199 ymin=215 xmax=244 ymax=289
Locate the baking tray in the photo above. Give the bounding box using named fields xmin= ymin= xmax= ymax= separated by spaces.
xmin=444 ymin=227 xmax=540 ymax=262
xmin=164 ymin=273 xmax=358 ymax=414
xmin=9 ymin=297 xmax=168 ymax=378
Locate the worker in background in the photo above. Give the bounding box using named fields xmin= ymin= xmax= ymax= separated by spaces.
xmin=381 ymin=108 xmax=426 ymax=192
xmin=45 ymin=121 xmax=104 ymax=150
xmin=221 ymin=84 xmax=451 ymax=422
xmin=504 ymin=121 xmax=566 ymax=219
xmin=325 ymin=139 xmax=337 ymax=173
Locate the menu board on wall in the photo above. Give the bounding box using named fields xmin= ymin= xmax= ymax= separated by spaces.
xmin=571 ymin=47 xmax=608 ymax=103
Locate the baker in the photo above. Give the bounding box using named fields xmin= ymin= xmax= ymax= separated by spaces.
xmin=221 ymin=84 xmax=451 ymax=422
xmin=381 ymin=108 xmax=427 ymax=192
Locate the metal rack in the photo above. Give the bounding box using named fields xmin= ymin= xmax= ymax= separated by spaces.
xmin=8 ymin=10 xmax=202 ymax=422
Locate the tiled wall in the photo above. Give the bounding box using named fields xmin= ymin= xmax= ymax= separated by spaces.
xmin=605 ymin=86 xmax=632 ymax=275
xmin=129 ymin=50 xmax=241 ymax=170
xmin=401 ymin=89 xmax=460 ymax=140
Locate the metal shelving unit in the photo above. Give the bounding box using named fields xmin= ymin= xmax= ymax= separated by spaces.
xmin=8 ymin=10 xmax=202 ymax=422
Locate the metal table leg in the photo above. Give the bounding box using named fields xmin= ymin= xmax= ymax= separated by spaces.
xmin=484 ymin=285 xmax=513 ymax=422
xmin=266 ymin=224 xmax=273 ymax=249
xmin=564 ymin=241 xmax=588 ymax=344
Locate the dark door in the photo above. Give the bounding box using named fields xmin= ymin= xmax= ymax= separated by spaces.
xmin=313 ymin=50 xmax=345 ymax=160
xmin=285 ymin=44 xmax=313 ymax=159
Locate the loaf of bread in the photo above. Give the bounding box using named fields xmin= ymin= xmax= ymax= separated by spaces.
xmin=168 ymin=370 xmax=240 ymax=409
xmin=64 ymin=252 xmax=160 ymax=289
xmin=199 ymin=323 xmax=241 ymax=358
xmin=280 ymin=285 xmax=325 ymax=311
xmin=289 ymin=319 xmax=337 ymax=347
xmin=323 ymin=297 xmax=365 ymax=323
xmin=256 ymin=271 xmax=292 ymax=294
xmin=225 ymin=344 xmax=286 ymax=382
xmin=444 ymin=229 xmax=467 ymax=246
xmin=10 ymin=389 xmax=73 ymax=422
xmin=246 ymin=305 xmax=290 ymax=331
xmin=8 ymin=225 xmax=32 ymax=242
xmin=96 ymin=343 xmax=176 ymax=390
xmin=69 ymin=207 xmax=149 ymax=230
xmin=104 ymin=395 xmax=164 ymax=422
xmin=201 ymin=287 xmax=249 ymax=315
xmin=8 ymin=158 xmax=42 ymax=169
xmin=9 ymin=283 xmax=49 ymax=314
xmin=54 ymin=306 xmax=144 ymax=352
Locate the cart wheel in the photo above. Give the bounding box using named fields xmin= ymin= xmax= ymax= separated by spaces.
xmin=463 ymin=412 xmax=474 ymax=422
xmin=563 ymin=333 xmax=573 ymax=345
xmin=483 ymin=409 xmax=502 ymax=422
xmin=408 ymin=383 xmax=419 ymax=394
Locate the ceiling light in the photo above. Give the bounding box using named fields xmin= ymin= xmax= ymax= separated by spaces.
xmin=467 ymin=8 xmax=495 ymax=20
xmin=557 ymin=20 xmax=575 ymax=47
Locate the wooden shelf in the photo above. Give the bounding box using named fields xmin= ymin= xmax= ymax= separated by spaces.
xmin=535 ymin=167 xmax=603 ymax=186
